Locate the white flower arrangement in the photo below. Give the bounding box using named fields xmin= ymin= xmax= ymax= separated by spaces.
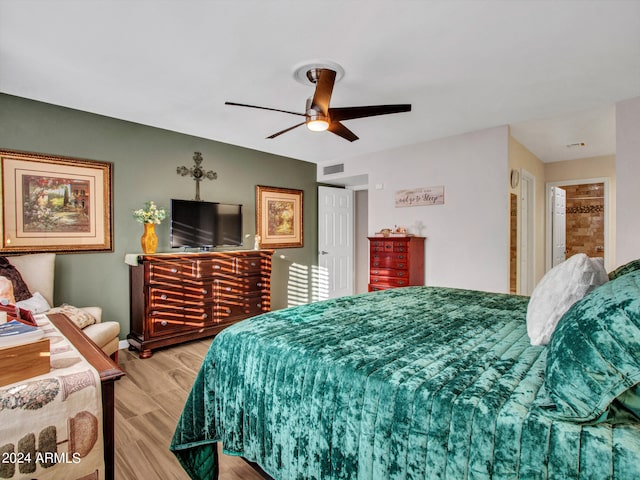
xmin=133 ymin=201 xmax=167 ymax=224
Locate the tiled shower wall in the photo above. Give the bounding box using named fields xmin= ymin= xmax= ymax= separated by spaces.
xmin=562 ymin=183 xmax=605 ymax=258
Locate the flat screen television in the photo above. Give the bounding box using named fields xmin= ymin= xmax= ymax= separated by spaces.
xmin=170 ymin=199 xmax=243 ymax=249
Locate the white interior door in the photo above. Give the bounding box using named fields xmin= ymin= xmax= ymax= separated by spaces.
xmin=551 ymin=186 xmax=566 ymax=267
xmin=318 ymin=186 xmax=354 ymax=300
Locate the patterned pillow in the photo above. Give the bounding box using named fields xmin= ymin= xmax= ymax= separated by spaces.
xmin=543 ymin=269 xmax=640 ymax=422
xmin=48 ymin=304 xmax=96 ymax=329
xmin=608 ymin=258 xmax=640 ymax=281
xmin=0 ymin=257 xmax=32 ymax=301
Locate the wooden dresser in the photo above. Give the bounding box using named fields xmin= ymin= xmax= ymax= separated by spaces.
xmin=368 ymin=236 xmax=425 ymax=291
xmin=128 ymin=250 xmax=274 ymax=358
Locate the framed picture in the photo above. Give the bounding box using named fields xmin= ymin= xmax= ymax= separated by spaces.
xmin=255 ymin=185 xmax=303 ymax=249
xmin=0 ymin=149 xmax=113 ymax=253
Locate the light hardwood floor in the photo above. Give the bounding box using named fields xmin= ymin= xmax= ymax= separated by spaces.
xmin=115 ymin=340 xmax=265 ymax=480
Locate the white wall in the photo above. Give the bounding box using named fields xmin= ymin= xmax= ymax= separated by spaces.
xmin=615 ymin=96 xmax=640 ymax=266
xmin=319 ymin=125 xmax=510 ymax=293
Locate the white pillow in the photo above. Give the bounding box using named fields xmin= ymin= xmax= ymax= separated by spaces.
xmin=15 ymin=291 xmax=52 ymax=314
xmin=527 ymin=254 xmax=608 ymax=346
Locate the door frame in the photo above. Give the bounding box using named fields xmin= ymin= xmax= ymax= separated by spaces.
xmin=519 ymin=169 xmax=535 ymax=295
xmin=545 ymin=177 xmax=610 ymax=272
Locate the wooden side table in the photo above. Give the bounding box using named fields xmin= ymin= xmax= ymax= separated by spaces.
xmin=48 ymin=313 xmax=124 ymax=480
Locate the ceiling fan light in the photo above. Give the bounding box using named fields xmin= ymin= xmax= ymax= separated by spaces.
xmin=307 ymin=119 xmax=329 ymax=132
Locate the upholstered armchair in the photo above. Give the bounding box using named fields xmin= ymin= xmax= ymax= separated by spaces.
xmin=6 ymin=253 xmax=120 ymax=361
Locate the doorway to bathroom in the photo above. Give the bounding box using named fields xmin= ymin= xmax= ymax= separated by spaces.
xmin=546 ymin=178 xmax=609 ymax=271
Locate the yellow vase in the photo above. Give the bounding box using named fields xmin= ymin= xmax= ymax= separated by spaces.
xmin=141 ymin=223 xmax=158 ymax=254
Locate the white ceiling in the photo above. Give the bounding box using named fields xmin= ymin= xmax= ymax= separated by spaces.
xmin=1 ymin=1 xmax=639 ymax=165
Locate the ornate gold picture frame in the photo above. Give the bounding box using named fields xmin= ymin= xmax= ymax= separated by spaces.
xmin=0 ymin=149 xmax=113 ymax=253
xmin=255 ymin=185 xmax=303 ymax=249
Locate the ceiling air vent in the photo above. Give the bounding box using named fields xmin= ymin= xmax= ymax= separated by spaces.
xmin=323 ymin=163 xmax=344 ymax=175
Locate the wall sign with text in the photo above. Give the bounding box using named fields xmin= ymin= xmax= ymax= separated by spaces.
xmin=395 ymin=186 xmax=445 ymax=207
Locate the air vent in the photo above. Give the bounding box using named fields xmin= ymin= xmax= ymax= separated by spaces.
xmin=323 ymin=163 xmax=344 ymax=175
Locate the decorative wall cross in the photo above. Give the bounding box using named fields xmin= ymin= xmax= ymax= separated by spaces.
xmin=176 ymin=152 xmax=217 ymax=201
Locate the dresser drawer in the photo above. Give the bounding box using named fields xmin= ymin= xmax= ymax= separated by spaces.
xmin=215 ymin=295 xmax=269 ymax=322
xmin=371 ymin=252 xmax=408 ymax=261
xmin=215 ymin=299 xmax=245 ymax=321
xmin=369 ymin=284 xmax=395 ymax=292
xmin=243 ymin=295 xmax=268 ymax=316
xmin=371 ymin=242 xmax=394 ymax=253
xmin=148 ymin=282 xmax=213 ymax=307
xmin=369 ymin=276 xmax=410 ymax=288
xmin=241 ymin=275 xmax=269 ymax=293
xmin=148 ymin=260 xmax=196 ymax=282
xmin=216 ymin=275 xmax=269 ymax=295
xmin=236 ymin=256 xmax=264 ymax=274
xmin=370 ymin=268 xmax=408 ymax=278
xmin=370 ymin=257 xmax=409 ymax=269
xmin=148 ymin=306 xmax=214 ymax=337
xmin=196 ymin=257 xmax=236 ymax=276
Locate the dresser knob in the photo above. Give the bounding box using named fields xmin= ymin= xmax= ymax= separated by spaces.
xmin=202 ymin=289 xmax=207 ymax=295
xmin=160 ymin=320 xmax=168 ymax=326
xmin=203 ymin=313 xmax=208 ymax=319
xmin=226 ymin=287 xmax=231 ymax=291
xmin=257 ymin=303 xmax=261 ymax=308
xmin=373 ymin=270 xmax=379 ymax=274
xmin=214 ymin=265 xmax=221 ymax=270
xmin=398 ymin=255 xmax=405 ymax=259
xmin=398 ymin=263 xmax=405 ymax=268
xmin=160 ymin=294 xmax=167 ymax=300
xmin=171 ymin=268 xmax=178 ymax=273
xmin=251 ymin=262 xmax=257 ymax=266
xmin=256 ymin=282 xmax=262 ymax=287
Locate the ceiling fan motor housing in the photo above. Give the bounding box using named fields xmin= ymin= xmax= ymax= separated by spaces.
xmin=305 ymin=68 xmax=330 ymax=85
xmin=226 ymin=61 xmax=410 ymax=142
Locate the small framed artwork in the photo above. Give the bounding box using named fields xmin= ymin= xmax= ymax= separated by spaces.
xmin=255 ymin=185 xmax=303 ymax=248
xmin=0 ymin=149 xmax=113 ymax=253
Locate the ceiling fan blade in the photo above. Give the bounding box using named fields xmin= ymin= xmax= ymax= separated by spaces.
xmin=328 ymin=121 xmax=359 ymax=142
xmin=310 ymin=69 xmax=336 ymax=116
xmin=225 ymin=101 xmax=305 ymax=117
xmin=329 ymin=104 xmax=411 ymax=122
xmin=266 ymin=122 xmax=306 ymax=139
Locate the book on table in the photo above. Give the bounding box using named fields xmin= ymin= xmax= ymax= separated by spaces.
xmin=0 ymin=320 xmax=44 ymax=348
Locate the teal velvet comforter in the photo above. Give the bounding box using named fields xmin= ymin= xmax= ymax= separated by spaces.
xmin=171 ymin=286 xmax=640 ymax=479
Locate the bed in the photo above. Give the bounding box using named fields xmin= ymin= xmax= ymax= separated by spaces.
xmin=171 ymin=260 xmax=640 ymax=480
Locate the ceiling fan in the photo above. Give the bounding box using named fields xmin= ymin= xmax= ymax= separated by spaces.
xmin=225 ymin=67 xmax=411 ymax=142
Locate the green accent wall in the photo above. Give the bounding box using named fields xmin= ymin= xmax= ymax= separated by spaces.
xmin=0 ymin=93 xmax=318 ymax=340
